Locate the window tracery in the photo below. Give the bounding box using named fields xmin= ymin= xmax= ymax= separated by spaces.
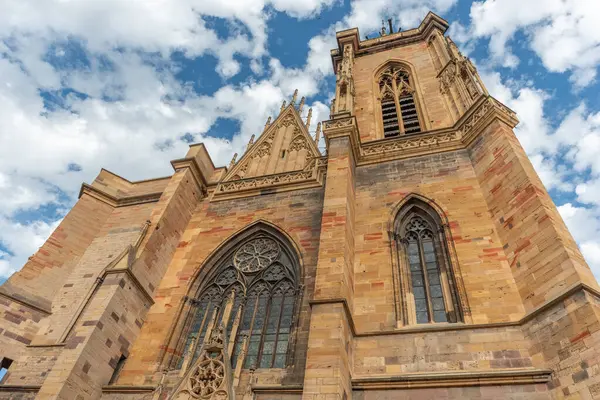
xmin=377 ymin=65 xmax=422 ymax=137
xmin=392 ymin=198 xmax=463 ymax=325
xmin=173 ymin=234 xmax=299 ymax=372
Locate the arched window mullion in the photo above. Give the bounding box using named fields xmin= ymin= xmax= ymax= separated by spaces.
xmin=391 ymin=75 xmax=405 ymax=135
xmin=272 ymin=292 xmax=287 ymax=368
xmin=188 ymin=300 xmax=220 ymax=368
xmin=421 ymin=232 xmax=448 ymax=323
xmin=416 ymin=236 xmax=435 ymax=323
xmin=431 ymin=233 xmax=457 ymax=323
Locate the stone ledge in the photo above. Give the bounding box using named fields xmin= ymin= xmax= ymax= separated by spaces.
xmin=321 ymin=96 xmax=518 ymax=167
xmin=170 ymin=157 xmax=208 ymax=196
xmin=212 ymin=160 xmax=326 ymax=202
xmin=352 ymin=368 xmax=552 ymax=390
xmin=310 ymin=282 xmax=600 ymax=337
xmin=0 ymin=290 xmax=51 ymax=315
xmin=252 ymin=384 xmax=304 ymax=394
xmin=101 ymin=385 xmax=156 ymax=393
xmin=0 ymin=385 xmax=41 ymax=392
xmin=79 ymin=183 xmax=162 ymax=208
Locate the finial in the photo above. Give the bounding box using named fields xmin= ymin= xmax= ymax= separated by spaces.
xmin=315 ymin=122 xmax=321 ymax=144
xmin=381 ymin=19 xmax=387 ymax=36
xmin=229 ymin=153 xmax=238 ymax=168
xmin=305 ymin=107 xmax=312 ymax=129
xmin=247 ymin=134 xmax=255 ymax=150
xmin=264 ymin=116 xmax=271 ymax=130
xmin=280 ymin=100 xmax=287 ymax=113
xmin=329 ymin=98 xmax=335 ymax=118
xmin=291 ymin=89 xmax=298 ymax=105
xmin=298 ymin=96 xmax=306 ymax=112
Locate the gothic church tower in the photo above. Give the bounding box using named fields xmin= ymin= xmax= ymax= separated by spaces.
xmin=1 ymin=12 xmax=599 ymax=400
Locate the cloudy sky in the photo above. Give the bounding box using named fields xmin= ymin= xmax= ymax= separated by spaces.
xmin=0 ymin=0 xmax=599 ymax=284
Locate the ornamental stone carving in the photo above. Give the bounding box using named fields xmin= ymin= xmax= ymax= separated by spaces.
xmin=189 ymin=357 xmax=225 ymax=397
xmin=289 ymin=135 xmax=309 ymax=152
xmin=169 ymin=324 xmax=233 ymax=400
xmin=234 ymin=238 xmax=280 ymax=273
xmin=217 ymin=170 xmax=316 ymax=194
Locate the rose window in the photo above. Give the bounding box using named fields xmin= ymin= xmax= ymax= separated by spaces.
xmin=233 ymin=238 xmax=279 ymax=273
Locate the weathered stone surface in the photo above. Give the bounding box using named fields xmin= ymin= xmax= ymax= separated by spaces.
xmin=1 ymin=11 xmax=598 ymax=400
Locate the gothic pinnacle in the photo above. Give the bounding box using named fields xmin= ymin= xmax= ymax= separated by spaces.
xmin=305 ymin=107 xmax=312 ymax=130
xmin=229 ymin=153 xmax=238 ymax=168
xmin=280 ymin=100 xmax=287 ymax=113
xmin=315 ymin=122 xmax=321 ymax=144
xmin=264 ymin=116 xmax=272 ymax=130
xmin=247 ymin=134 xmax=255 ymax=150
xmin=298 ymin=96 xmax=306 ymax=113
xmin=291 ymin=89 xmax=298 ymax=105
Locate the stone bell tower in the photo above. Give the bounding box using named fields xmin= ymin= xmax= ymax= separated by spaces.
xmin=306 ymin=12 xmax=600 ymax=400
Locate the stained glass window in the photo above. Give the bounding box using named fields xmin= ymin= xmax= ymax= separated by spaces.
xmin=403 ymin=215 xmax=450 ymax=324
xmin=178 ymin=235 xmax=298 ymax=371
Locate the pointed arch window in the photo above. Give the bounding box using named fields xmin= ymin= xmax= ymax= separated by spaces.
xmin=393 ymin=199 xmax=464 ymax=325
xmin=378 ymin=66 xmax=422 ymax=137
xmin=170 ymin=234 xmax=300 ymax=371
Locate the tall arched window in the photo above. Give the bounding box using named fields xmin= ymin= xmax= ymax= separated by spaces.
xmin=378 ymin=65 xmax=422 ymax=137
xmin=392 ymin=197 xmax=464 ymax=325
xmin=170 ymin=232 xmax=300 ymax=371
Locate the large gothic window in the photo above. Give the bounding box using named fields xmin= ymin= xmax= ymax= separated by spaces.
xmin=392 ymin=197 xmax=464 ymax=325
xmin=171 ymin=233 xmax=300 ymax=372
xmin=378 ymin=65 xmax=422 ymax=137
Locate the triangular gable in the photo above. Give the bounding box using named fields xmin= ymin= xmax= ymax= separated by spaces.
xmin=224 ymin=104 xmax=321 ymax=181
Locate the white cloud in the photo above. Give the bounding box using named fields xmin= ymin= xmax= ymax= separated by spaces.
xmin=0 ymin=0 xmax=339 ymax=279
xmin=466 ymin=0 xmax=600 ymax=87
xmin=558 ymin=203 xmax=600 ymax=278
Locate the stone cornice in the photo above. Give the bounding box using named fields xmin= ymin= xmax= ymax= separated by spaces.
xmin=170 ymin=157 xmax=208 ymax=197
xmin=78 ymin=183 xmax=162 ymax=208
xmin=101 ymin=385 xmax=156 ymax=393
xmin=352 ymin=369 xmax=552 ymax=390
xmin=0 ymin=385 xmax=41 ymax=392
xmin=332 ymin=12 xmax=449 ymax=72
xmin=322 ymin=116 xmax=361 ymax=163
xmin=322 ymin=96 xmax=518 ymax=167
xmin=252 ymin=385 xmax=304 ymax=394
xmin=0 ymin=290 xmax=51 ymax=315
xmin=211 ymin=157 xmax=327 ymax=201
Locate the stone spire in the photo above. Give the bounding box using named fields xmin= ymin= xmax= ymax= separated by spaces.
xmin=291 ymin=89 xmax=298 ymax=106
xmin=229 ymin=153 xmax=238 ymax=168
xmin=264 ymin=116 xmax=272 ymax=130
xmin=315 ymin=122 xmax=321 ymax=144
xmin=247 ymin=134 xmax=255 ymax=150
xmin=280 ymin=100 xmax=287 ymax=113
xmin=305 ymin=107 xmax=312 ymax=130
xmin=298 ymin=96 xmax=306 ymax=113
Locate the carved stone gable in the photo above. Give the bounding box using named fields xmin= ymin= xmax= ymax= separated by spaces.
xmin=169 ymin=324 xmax=234 ymax=400
xmin=224 ymin=105 xmax=321 ymax=182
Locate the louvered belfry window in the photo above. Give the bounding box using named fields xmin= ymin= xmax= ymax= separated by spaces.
xmin=378 ymin=66 xmax=422 ymax=137
xmin=175 ymin=235 xmax=299 ymax=371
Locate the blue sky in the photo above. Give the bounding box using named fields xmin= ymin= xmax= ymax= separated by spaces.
xmin=1 ymin=0 xmax=600 ymax=284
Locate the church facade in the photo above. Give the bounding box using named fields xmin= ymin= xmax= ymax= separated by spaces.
xmin=2 ymin=12 xmax=600 ymax=400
